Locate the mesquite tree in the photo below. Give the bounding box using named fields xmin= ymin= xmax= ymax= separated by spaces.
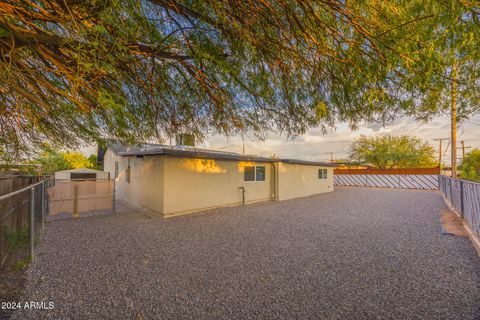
xmin=349 ymin=135 xmax=437 ymax=169
xmin=0 ymin=1 xmax=478 ymax=160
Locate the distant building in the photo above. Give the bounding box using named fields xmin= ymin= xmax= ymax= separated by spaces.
xmin=54 ymin=168 xmax=110 ymax=180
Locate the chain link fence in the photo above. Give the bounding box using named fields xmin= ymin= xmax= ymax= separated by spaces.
xmin=439 ymin=175 xmax=480 ymax=242
xmin=0 ymin=179 xmax=46 ymax=268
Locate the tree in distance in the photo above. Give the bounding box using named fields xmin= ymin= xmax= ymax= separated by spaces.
xmin=459 ymin=149 xmax=480 ymax=182
xmin=349 ymin=134 xmax=437 ymax=169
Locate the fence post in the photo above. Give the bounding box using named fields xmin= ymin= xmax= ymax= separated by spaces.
xmin=41 ymin=180 xmax=45 ymax=229
xmin=73 ymin=184 xmax=79 ymax=218
xmin=449 ymin=177 xmax=453 ymax=204
xmin=112 ymin=178 xmax=116 ymax=214
xmin=30 ymin=187 xmax=34 ymax=261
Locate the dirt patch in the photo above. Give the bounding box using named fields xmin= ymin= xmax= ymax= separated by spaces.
xmin=0 ymin=248 xmax=29 ymax=320
xmin=441 ymin=209 xmax=468 ymax=237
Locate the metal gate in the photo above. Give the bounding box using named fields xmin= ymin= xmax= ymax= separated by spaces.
xmin=46 ymin=179 xmax=114 ymax=220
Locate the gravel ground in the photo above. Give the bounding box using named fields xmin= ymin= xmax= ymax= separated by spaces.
xmin=10 ymin=187 xmax=480 ymax=320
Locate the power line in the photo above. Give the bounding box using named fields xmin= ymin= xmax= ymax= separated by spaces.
xmin=443 ymin=140 xmax=450 ymax=158
xmin=407 ymin=122 xmax=426 ymax=135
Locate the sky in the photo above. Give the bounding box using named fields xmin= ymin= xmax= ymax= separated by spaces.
xmin=201 ymin=114 xmax=480 ymax=165
xmin=81 ymin=114 xmax=480 ymax=166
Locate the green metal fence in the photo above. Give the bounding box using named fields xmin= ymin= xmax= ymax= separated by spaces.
xmin=439 ymin=175 xmax=480 ymax=239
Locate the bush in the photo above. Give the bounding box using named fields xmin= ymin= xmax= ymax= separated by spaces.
xmin=459 ymin=149 xmax=480 ymax=182
xmin=4 ymin=227 xmax=29 ymax=250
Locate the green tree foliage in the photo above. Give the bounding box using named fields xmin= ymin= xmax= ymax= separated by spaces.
xmin=349 ymin=135 xmax=437 ymax=169
xmin=34 ymin=147 xmax=71 ymax=175
xmin=459 ymin=149 xmax=480 ymax=182
xmin=33 ymin=146 xmax=97 ymax=174
xmin=0 ymin=1 xmax=479 ymax=159
xmin=62 ymin=152 xmax=94 ymax=170
xmin=87 ymin=155 xmax=99 ymax=170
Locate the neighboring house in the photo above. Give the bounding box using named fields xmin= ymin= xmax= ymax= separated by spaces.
xmin=101 ymin=143 xmax=335 ymax=217
xmin=54 ymin=168 xmax=110 ymax=180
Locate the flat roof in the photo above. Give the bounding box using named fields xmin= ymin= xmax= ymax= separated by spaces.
xmin=118 ymin=147 xmax=277 ymax=163
xmin=280 ymin=159 xmax=337 ymax=167
xmin=114 ymin=144 xmax=336 ymax=167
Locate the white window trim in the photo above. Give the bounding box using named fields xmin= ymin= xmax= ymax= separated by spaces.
xmin=318 ymin=168 xmax=328 ymax=179
xmin=244 ymin=166 xmax=266 ymax=183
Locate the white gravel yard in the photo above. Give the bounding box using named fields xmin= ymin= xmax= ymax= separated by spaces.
xmin=10 ymin=187 xmax=480 ymax=320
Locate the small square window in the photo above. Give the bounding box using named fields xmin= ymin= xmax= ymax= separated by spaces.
xmin=244 ymin=166 xmax=255 ymax=181
xmin=318 ymin=169 xmax=328 ymax=179
xmin=256 ymin=166 xmax=265 ymax=181
xmin=244 ymin=166 xmax=266 ymax=182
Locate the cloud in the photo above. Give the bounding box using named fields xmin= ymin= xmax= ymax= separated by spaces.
xmin=206 ymin=114 xmax=480 ymax=164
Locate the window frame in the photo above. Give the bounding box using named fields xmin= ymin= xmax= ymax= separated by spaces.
xmin=244 ymin=166 xmax=255 ymax=182
xmin=255 ymin=166 xmax=266 ymax=182
xmin=318 ymin=168 xmax=328 ymax=179
xmin=244 ymin=165 xmax=266 ymax=182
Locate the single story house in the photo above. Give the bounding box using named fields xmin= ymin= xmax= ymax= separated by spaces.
xmin=102 ymin=143 xmax=336 ymax=217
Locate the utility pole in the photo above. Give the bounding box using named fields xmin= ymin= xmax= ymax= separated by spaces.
xmin=433 ymin=138 xmax=449 ymax=167
xmin=457 ymin=140 xmax=472 ymax=161
xmin=322 ymin=152 xmax=335 ymax=163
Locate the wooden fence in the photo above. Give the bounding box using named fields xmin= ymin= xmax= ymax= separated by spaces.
xmin=0 ymin=175 xmax=41 ymax=196
xmin=334 ymin=168 xmax=440 ymax=190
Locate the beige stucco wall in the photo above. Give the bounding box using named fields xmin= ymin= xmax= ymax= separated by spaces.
xmin=276 ymin=163 xmax=334 ymax=201
xmin=162 ymin=158 xmax=273 ymax=216
xmin=105 ymin=149 xmax=334 ymax=217
xmin=104 ymin=150 xmax=164 ymax=213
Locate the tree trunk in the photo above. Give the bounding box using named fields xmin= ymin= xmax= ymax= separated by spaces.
xmin=451 ymin=59 xmax=457 ymax=178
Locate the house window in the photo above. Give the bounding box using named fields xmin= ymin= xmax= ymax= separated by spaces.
xmin=114 ymin=161 xmax=119 ymax=178
xmin=244 ymin=166 xmax=255 ymax=181
xmin=318 ymin=168 xmax=328 ymax=179
xmin=244 ymin=166 xmax=266 ymax=182
xmin=256 ymin=166 xmax=266 ymax=181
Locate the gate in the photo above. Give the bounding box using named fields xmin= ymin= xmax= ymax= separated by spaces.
xmin=46 ymin=179 xmax=114 ymax=220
